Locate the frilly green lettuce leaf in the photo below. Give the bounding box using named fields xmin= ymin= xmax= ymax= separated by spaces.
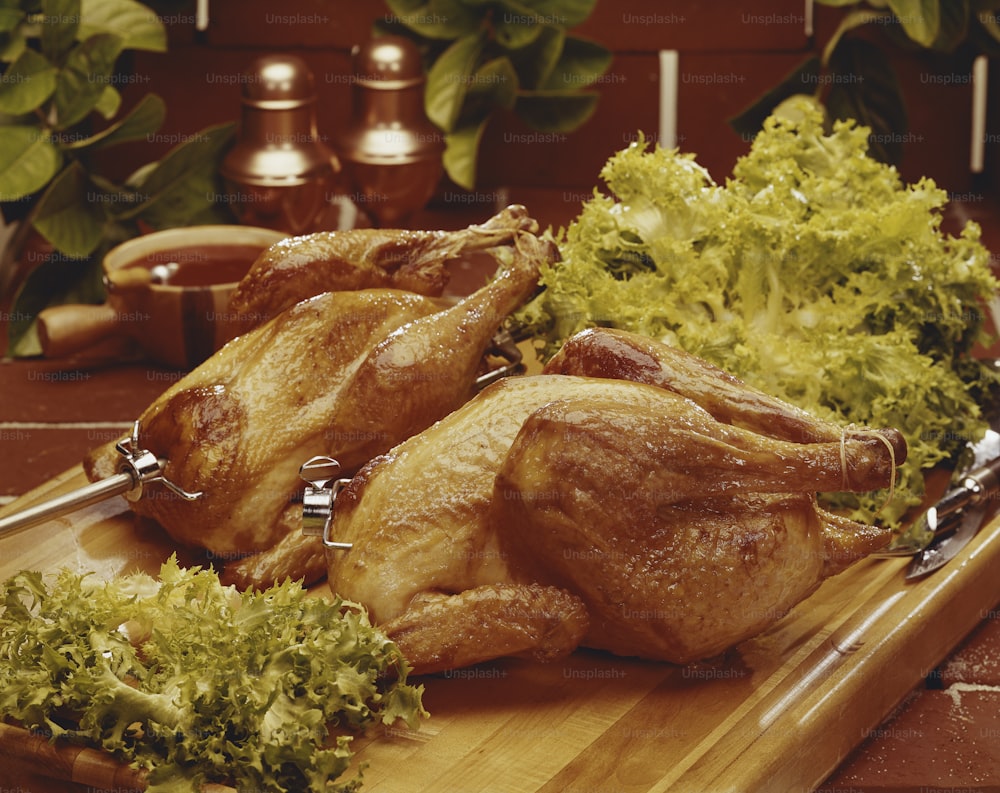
xmin=0 ymin=556 xmax=427 ymax=792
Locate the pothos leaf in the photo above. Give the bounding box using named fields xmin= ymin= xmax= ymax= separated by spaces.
xmin=507 ymin=23 xmax=563 ymax=88
xmin=0 ymin=125 xmax=62 ymax=201
xmin=0 ymin=8 xmax=25 ymax=35
xmin=5 ymin=246 xmax=102 ymax=357
xmin=976 ymin=3 xmax=1000 ymax=33
xmin=64 ymin=92 xmax=165 ymax=150
xmin=113 ymin=121 xmax=235 ymax=227
xmin=425 ymin=32 xmax=485 ymax=131
xmin=383 ymin=0 xmax=482 ymax=39
xmin=541 ymin=34 xmax=611 ymax=90
xmin=40 ymin=0 xmax=81 ymax=62
xmin=0 ymin=27 xmax=27 ymax=63
xmin=728 ymin=57 xmax=821 ymax=137
xmin=825 ymin=37 xmax=907 ymax=165
xmin=31 ymin=160 xmax=106 ymax=257
xmin=517 ymin=0 xmax=599 ymax=27
xmin=78 ymin=0 xmax=166 ymax=52
xmin=442 ymin=119 xmax=488 ymax=189
xmin=930 ymin=0 xmax=970 ymax=51
xmin=515 ymin=89 xmax=598 ymax=131
xmin=458 ymin=54 xmax=519 ymax=122
xmin=886 ymin=0 xmax=941 ymax=47
xmin=494 ymin=0 xmax=546 ymax=49
xmin=52 ymin=33 xmax=123 ymax=130
xmin=0 ymin=47 xmax=58 ymax=115
xmin=92 ymin=83 xmax=120 ymax=118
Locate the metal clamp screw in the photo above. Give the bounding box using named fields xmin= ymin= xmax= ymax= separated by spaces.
xmin=299 ymin=455 xmax=353 ymax=550
xmin=475 ymin=327 xmax=524 ymax=390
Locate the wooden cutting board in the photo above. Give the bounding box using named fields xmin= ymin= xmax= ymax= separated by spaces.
xmin=2 ymin=467 xmax=999 ymax=793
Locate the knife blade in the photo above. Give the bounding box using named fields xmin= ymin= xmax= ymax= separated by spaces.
xmin=905 ymin=454 xmax=1000 ymax=579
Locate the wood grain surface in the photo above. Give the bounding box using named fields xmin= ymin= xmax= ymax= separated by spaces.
xmin=1 ymin=468 xmax=999 ymax=793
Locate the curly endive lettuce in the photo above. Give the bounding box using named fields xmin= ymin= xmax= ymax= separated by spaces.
xmin=515 ymin=100 xmax=1000 ymax=526
xmin=0 ymin=556 xmax=426 ymax=792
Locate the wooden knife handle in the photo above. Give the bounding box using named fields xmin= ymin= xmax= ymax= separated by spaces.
xmin=0 ymin=721 xmax=147 ymax=789
xmin=0 ymin=721 xmax=237 ymax=792
xmin=36 ymin=303 xmax=121 ymax=358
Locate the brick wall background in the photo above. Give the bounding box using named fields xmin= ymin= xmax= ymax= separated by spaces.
xmin=103 ymin=0 xmax=997 ymax=207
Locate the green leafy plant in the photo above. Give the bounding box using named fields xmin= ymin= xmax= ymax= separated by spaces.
xmin=731 ymin=0 xmax=1000 ymax=164
xmin=0 ymin=0 xmax=236 ymax=355
xmin=377 ymin=0 xmax=612 ymax=189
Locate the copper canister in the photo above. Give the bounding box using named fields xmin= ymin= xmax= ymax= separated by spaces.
xmin=220 ymin=54 xmax=340 ymax=234
xmin=337 ymin=36 xmax=444 ymax=227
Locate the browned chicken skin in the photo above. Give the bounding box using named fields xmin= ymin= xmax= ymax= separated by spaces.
xmin=543 ymin=327 xmax=847 ymax=444
xmin=326 ymin=329 xmax=905 ymax=674
xmin=228 ymin=204 xmax=539 ymax=331
xmin=85 ymin=216 xmax=553 ymax=588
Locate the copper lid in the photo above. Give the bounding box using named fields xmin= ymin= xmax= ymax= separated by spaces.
xmin=221 ymin=53 xmax=337 ymax=191
xmin=242 ymin=54 xmax=317 ymax=110
xmin=352 ymin=35 xmax=425 ymax=89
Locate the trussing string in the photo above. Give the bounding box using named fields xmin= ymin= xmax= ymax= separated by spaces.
xmin=840 ymin=425 xmax=898 ymax=515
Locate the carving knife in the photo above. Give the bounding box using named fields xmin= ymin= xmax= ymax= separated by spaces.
xmin=906 ymin=454 xmax=1000 ymax=579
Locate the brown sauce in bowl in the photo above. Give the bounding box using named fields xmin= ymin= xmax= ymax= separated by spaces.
xmin=126 ymin=244 xmax=265 ymax=287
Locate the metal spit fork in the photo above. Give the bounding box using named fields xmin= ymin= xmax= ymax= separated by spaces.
xmin=0 ymin=421 xmax=202 ymax=538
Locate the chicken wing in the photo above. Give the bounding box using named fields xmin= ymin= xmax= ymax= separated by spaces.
xmin=381 ymin=585 xmax=590 ymax=676
xmin=228 ymin=204 xmax=539 ymax=331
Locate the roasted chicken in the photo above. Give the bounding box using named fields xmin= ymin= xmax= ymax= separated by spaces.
xmin=85 ymin=218 xmax=554 ymax=588
xmin=325 ymin=328 xmax=905 ymax=673
xmin=228 ymin=204 xmax=538 ymax=331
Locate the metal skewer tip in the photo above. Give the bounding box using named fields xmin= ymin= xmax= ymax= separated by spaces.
xmin=0 ymin=420 xmax=202 ymax=540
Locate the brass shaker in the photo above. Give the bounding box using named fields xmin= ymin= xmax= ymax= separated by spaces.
xmin=337 ymin=36 xmax=444 ymax=227
xmin=220 ymin=54 xmax=340 ymax=234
